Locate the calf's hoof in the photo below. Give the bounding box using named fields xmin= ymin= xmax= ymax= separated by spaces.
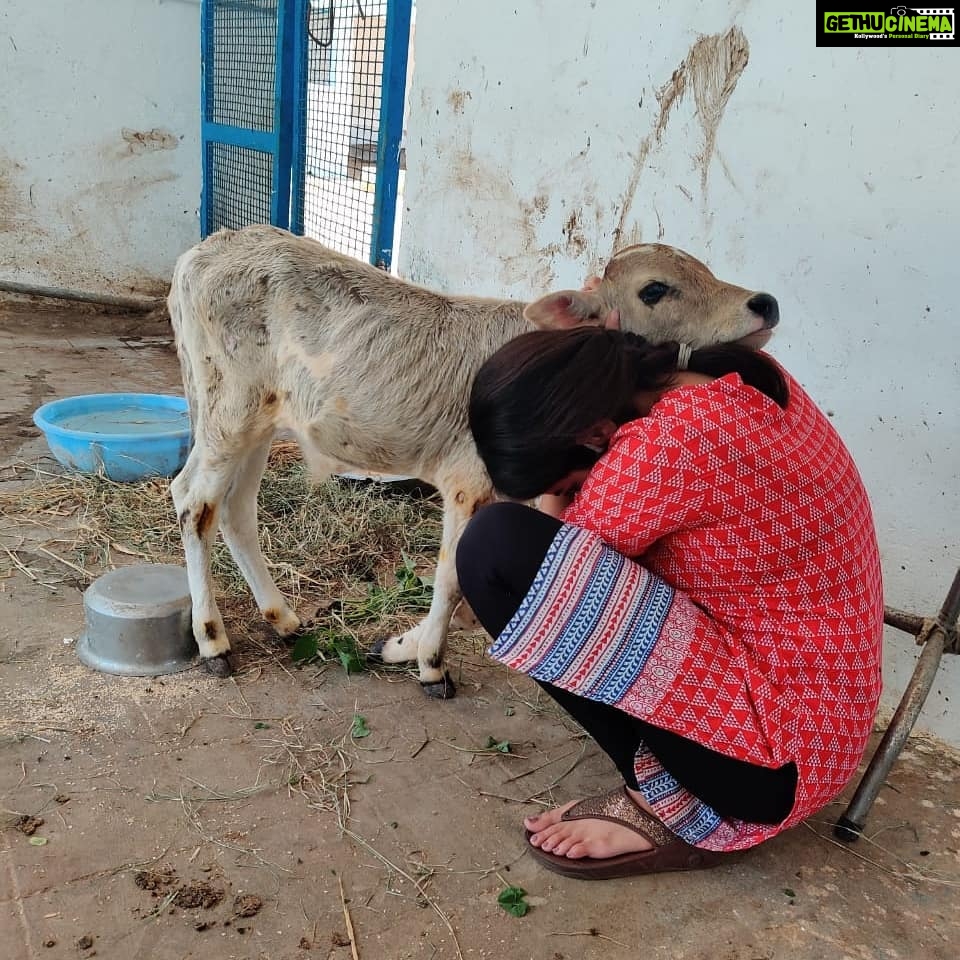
xmin=280 ymin=620 xmax=315 ymax=648
xmin=202 ymin=653 xmax=234 ymax=678
xmin=366 ymin=634 xmax=416 ymax=665
xmin=366 ymin=637 xmax=387 ymax=664
xmin=421 ymin=673 xmax=456 ymax=700
xmin=263 ymin=607 xmax=302 ymax=638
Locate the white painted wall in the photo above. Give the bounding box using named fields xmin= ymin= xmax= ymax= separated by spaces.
xmin=0 ymin=0 xmax=201 ymax=298
xmin=400 ymin=2 xmax=960 ymax=743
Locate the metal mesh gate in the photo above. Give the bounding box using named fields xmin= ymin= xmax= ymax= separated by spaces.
xmin=294 ymin=0 xmax=411 ymax=267
xmin=201 ymin=0 xmax=300 ymax=235
xmin=207 ymin=141 xmax=273 ymax=231
xmin=201 ymin=0 xmax=411 ymax=267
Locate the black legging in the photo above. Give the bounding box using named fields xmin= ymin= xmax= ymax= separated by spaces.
xmin=456 ymin=501 xmax=797 ymax=825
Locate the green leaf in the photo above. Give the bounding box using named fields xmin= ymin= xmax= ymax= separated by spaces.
xmin=253 ymin=722 xmax=271 ymax=730
xmin=290 ymin=629 xmax=366 ymax=675
xmin=351 ymin=714 xmax=371 ymax=739
xmin=28 ymin=836 xmax=48 ymax=846
xmin=334 ymin=638 xmax=366 ymax=674
xmin=497 ymin=886 xmax=529 ymax=917
xmin=485 ymin=736 xmax=511 ymax=754
xmin=291 ymin=633 xmax=319 ymax=662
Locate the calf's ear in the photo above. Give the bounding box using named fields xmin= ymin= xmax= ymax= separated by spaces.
xmin=524 ymin=290 xmax=605 ymax=329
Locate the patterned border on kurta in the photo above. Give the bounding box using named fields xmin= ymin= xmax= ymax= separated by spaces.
xmin=489 ymin=524 xmax=693 ymax=712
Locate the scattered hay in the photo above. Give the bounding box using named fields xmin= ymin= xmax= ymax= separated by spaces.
xmin=0 ymin=450 xmax=443 ymax=626
xmin=255 ymin=715 xmax=465 ymax=958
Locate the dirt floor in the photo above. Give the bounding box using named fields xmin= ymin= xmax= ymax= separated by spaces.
xmin=1 ymin=299 xmax=959 ymax=960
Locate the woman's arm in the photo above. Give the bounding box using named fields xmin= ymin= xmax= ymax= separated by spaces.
xmin=561 ymin=422 xmax=710 ymax=556
xmin=536 ymin=493 xmax=574 ymax=518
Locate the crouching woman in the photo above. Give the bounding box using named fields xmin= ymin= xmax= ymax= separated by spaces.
xmin=456 ymin=326 xmax=883 ymax=879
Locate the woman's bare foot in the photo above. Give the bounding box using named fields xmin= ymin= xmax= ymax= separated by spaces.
xmin=523 ymin=786 xmax=659 ymax=860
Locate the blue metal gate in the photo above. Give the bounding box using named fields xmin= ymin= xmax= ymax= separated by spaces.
xmin=201 ymin=0 xmax=412 ymax=269
xmin=200 ymin=0 xmax=303 ymax=233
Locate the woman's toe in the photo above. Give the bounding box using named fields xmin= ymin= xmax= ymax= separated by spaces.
xmin=543 ymin=833 xmax=564 ymax=854
xmin=551 ymin=833 xmax=579 ymax=857
xmin=538 ymin=825 xmax=567 ymax=852
xmin=564 ymin=841 xmax=589 ymax=859
xmin=528 ymin=824 xmax=557 ymax=848
xmin=524 ymin=801 xmax=576 ymax=833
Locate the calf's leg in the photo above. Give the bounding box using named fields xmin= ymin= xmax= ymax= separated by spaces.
xmin=219 ymin=435 xmax=301 ymax=637
xmin=170 ymin=441 xmax=240 ymax=676
xmin=372 ymin=473 xmax=491 ymax=698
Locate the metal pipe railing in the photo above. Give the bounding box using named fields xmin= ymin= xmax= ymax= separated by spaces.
xmin=834 ymin=567 xmax=960 ymax=841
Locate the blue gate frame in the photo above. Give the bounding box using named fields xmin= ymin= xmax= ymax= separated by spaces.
xmin=370 ymin=0 xmax=413 ymax=269
xmin=201 ymin=0 xmax=411 ymax=269
xmin=200 ymin=0 xmax=306 ymax=234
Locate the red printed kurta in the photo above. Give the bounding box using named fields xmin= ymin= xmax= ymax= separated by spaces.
xmin=489 ymin=367 xmax=883 ymax=850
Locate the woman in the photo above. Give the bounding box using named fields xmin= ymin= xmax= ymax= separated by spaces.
xmin=456 ymin=326 xmax=883 ymax=880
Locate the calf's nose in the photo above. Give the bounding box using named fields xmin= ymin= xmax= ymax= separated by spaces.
xmin=747 ymin=293 xmax=779 ymax=328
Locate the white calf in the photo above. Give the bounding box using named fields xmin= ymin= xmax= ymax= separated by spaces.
xmin=168 ymin=225 xmax=779 ymax=696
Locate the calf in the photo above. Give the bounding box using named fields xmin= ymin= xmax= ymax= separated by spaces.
xmin=168 ymin=225 xmax=779 ymax=697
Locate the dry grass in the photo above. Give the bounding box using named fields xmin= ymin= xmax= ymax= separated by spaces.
xmin=0 ymin=446 xmax=443 ymax=623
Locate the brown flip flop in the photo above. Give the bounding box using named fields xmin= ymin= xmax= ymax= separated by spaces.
xmin=524 ymin=786 xmax=728 ymax=880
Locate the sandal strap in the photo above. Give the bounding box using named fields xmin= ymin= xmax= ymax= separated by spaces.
xmin=561 ymin=787 xmax=678 ymax=847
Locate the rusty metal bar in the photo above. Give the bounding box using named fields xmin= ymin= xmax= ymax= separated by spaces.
xmin=835 ymin=568 xmax=960 ymax=841
xmin=883 ymin=606 xmax=926 ymax=636
xmin=834 ymin=630 xmax=946 ymax=841
xmin=941 ymin=572 xmax=960 ymax=654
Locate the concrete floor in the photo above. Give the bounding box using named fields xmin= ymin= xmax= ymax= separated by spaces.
xmin=1 ymin=298 xmax=958 ymax=960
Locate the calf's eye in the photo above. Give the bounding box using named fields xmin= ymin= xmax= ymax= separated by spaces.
xmin=638 ymin=282 xmax=670 ymax=306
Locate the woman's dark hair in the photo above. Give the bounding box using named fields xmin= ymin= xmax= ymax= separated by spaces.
xmin=469 ymin=327 xmax=788 ymax=500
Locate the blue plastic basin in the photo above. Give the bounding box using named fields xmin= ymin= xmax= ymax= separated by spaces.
xmin=33 ymin=393 xmax=192 ymax=482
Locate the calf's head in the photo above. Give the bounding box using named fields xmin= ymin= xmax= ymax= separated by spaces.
xmin=524 ymin=243 xmax=779 ymax=349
